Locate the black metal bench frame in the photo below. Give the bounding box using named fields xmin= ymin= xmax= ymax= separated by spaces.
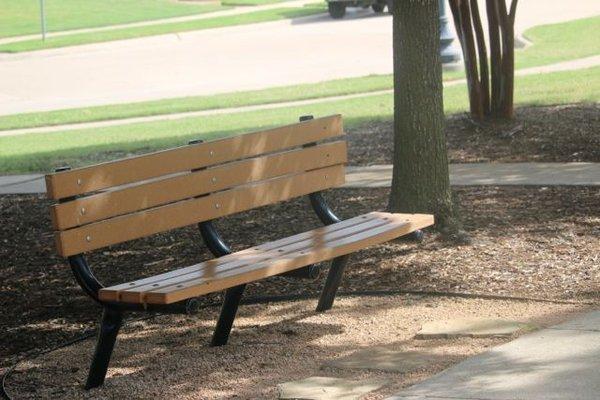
xmin=65 ymin=189 xmax=347 ymax=389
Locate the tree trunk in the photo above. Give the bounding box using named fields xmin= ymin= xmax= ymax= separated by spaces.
xmin=389 ymin=0 xmax=458 ymax=231
xmin=470 ymin=0 xmax=490 ymax=116
xmin=450 ymin=0 xmax=484 ymax=120
xmin=450 ymin=0 xmax=518 ymax=120
xmin=497 ymin=0 xmax=517 ymax=118
xmin=487 ymin=0 xmax=502 ymax=115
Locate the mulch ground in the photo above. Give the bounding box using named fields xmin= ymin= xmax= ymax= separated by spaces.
xmin=347 ymin=103 xmax=600 ymax=164
xmin=1 ymin=186 xmax=598 ymax=368
xmin=1 ymin=102 xmax=598 ymax=374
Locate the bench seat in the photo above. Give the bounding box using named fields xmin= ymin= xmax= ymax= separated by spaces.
xmin=99 ymin=212 xmax=433 ymax=305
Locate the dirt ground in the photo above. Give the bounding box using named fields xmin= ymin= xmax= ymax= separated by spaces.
xmin=348 ymin=104 xmax=600 ymax=165
xmin=1 ymin=186 xmax=598 ymax=370
xmin=3 ymin=296 xmax=590 ymax=399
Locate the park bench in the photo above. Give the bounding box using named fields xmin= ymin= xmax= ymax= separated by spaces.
xmin=45 ymin=114 xmax=434 ymax=389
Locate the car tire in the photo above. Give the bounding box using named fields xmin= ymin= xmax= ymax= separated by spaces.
xmin=328 ymin=2 xmax=346 ymax=19
xmin=372 ymin=3 xmax=385 ymax=12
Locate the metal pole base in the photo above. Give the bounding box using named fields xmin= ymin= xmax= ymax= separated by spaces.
xmin=210 ymin=284 xmax=246 ymax=347
xmin=316 ymin=255 xmax=349 ymax=312
xmin=85 ymin=308 xmax=123 ymax=390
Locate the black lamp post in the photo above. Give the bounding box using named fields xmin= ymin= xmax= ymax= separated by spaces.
xmin=439 ymin=0 xmax=461 ymax=63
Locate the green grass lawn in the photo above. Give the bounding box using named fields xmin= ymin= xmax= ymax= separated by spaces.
xmin=0 ymin=0 xmax=224 ymax=38
xmin=0 ymin=4 xmax=325 ymax=53
xmin=516 ymin=16 xmax=600 ymax=69
xmin=221 ymin=0 xmax=287 ymax=5
xmin=0 ymin=75 xmax=396 ymax=131
xmin=1 ymin=16 xmax=597 ymax=132
xmin=1 ymin=66 xmax=597 ymax=173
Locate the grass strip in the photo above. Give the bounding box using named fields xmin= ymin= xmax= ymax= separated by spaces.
xmin=0 ymin=4 xmax=326 ymax=53
xmin=1 ymin=66 xmax=597 ymax=173
xmin=516 ymin=16 xmax=600 ymax=69
xmin=0 ymin=0 xmax=225 ymax=39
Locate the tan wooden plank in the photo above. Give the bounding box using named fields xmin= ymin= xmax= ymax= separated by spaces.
xmin=98 ymin=212 xmax=384 ymax=302
xmin=112 ymin=214 xmax=391 ymax=303
xmin=45 ymin=115 xmax=343 ymax=199
xmin=145 ymin=213 xmax=434 ymax=304
xmin=55 ymin=164 xmax=345 ymax=257
xmin=51 ymin=141 xmax=347 ymax=230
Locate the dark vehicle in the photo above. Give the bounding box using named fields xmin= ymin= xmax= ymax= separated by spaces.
xmin=326 ymin=0 xmax=392 ymax=19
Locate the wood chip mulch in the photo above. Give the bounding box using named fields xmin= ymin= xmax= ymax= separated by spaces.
xmin=347 ymin=103 xmax=600 ymax=165
xmin=1 ymin=185 xmax=598 ymax=367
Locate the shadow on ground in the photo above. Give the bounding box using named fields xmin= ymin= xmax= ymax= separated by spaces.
xmin=4 ymin=295 xmax=589 ymax=399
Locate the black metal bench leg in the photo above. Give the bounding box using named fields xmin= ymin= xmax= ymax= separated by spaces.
xmin=85 ymin=308 xmax=123 ymax=390
xmin=211 ymin=284 xmax=246 ymax=347
xmin=316 ymin=255 xmax=350 ymax=312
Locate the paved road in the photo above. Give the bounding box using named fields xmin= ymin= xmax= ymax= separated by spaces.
xmin=0 ymin=0 xmax=598 ymax=115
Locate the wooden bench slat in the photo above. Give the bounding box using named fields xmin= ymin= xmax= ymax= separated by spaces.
xmin=98 ymin=212 xmax=384 ymax=302
xmin=45 ymin=114 xmax=343 ymax=200
xmin=51 ymin=141 xmax=347 ymax=230
xmin=111 ymin=214 xmax=390 ymax=303
xmin=55 ymin=164 xmax=345 ymax=257
xmin=100 ymin=213 xmax=434 ymax=304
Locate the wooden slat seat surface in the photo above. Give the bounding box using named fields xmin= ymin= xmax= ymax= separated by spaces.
xmin=99 ymin=212 xmax=434 ymax=305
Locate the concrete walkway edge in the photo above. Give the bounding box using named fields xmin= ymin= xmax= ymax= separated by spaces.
xmin=346 ymin=163 xmax=600 ymax=188
xmin=387 ymin=310 xmax=600 ymax=400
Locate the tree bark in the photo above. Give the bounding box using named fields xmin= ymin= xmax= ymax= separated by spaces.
xmin=389 ymin=0 xmax=457 ymax=230
xmin=470 ymin=0 xmax=490 ymax=116
xmin=450 ymin=0 xmax=518 ymax=120
xmin=451 ymin=0 xmax=485 ymax=119
xmin=497 ymin=0 xmax=517 ymax=118
xmin=486 ymin=0 xmax=502 ymax=115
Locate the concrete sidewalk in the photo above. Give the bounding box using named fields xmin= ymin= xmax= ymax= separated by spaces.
xmin=346 ymin=163 xmax=600 ymax=187
xmin=1 ymin=163 xmax=599 ymax=195
xmin=388 ymin=310 xmax=600 ymax=400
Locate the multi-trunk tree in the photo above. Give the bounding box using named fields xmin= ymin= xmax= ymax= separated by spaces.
xmin=449 ymin=0 xmax=519 ymax=120
xmin=389 ymin=0 xmax=463 ymax=237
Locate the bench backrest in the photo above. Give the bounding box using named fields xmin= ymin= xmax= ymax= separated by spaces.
xmin=46 ymin=115 xmax=346 ymax=257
